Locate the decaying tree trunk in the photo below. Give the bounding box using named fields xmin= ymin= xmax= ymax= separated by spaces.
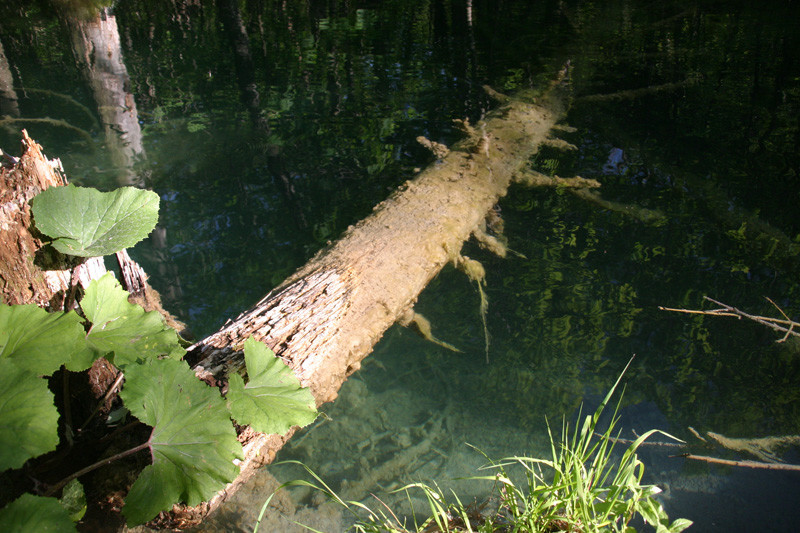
xmin=0 ymin=131 xmax=106 ymax=308
xmin=158 ymin=84 xmax=574 ymax=527
xmin=0 ymin=131 xmax=182 ymax=325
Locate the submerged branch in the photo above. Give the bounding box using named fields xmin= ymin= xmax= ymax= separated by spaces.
xmin=659 ymin=296 xmax=800 ymax=341
xmin=678 ymin=454 xmax=800 ymax=472
xmin=570 ymin=188 xmax=666 ymax=224
xmin=597 ymin=432 xmax=684 ymax=448
xmin=0 ymin=117 xmax=94 ymax=143
xmin=16 ymin=87 xmax=100 ymax=130
xmin=578 ymin=77 xmax=700 ymax=103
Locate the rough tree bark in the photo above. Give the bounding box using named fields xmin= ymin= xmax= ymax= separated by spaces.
xmin=0 ymin=131 xmax=106 ymax=308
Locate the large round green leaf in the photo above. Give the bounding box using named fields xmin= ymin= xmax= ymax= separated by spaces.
xmin=32 ymin=184 xmax=159 ymax=257
xmin=81 ymin=273 xmax=184 ymax=367
xmin=120 ymin=358 xmax=243 ymax=526
xmin=0 ymin=361 xmax=60 ymax=471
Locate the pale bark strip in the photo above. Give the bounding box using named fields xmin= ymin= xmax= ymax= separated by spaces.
xmin=0 ymin=38 xmax=19 ymax=117
xmin=168 ymin=87 xmax=571 ymax=527
xmin=66 ymin=6 xmax=145 ymax=186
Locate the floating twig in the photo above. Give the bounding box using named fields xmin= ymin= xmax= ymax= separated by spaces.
xmin=659 ymin=296 xmax=800 ymax=341
xmin=676 ymin=454 xmax=800 ymax=472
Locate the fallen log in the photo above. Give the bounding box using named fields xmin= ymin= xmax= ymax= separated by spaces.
xmin=162 ymin=82 xmax=573 ymax=527
xmin=1 ymin=78 xmax=576 ymax=528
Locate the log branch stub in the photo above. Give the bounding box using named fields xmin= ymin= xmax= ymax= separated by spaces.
xmin=416 ymin=136 xmax=450 ymax=159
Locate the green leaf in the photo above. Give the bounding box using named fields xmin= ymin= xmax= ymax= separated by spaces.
xmin=0 ymin=303 xmax=87 ymax=375
xmin=226 ymin=337 xmax=317 ymax=435
xmin=638 ymin=497 xmax=665 ymax=527
xmin=81 ymin=273 xmax=184 ymax=367
xmin=0 ymin=360 xmax=60 ymax=471
xmin=0 ymin=493 xmax=77 ymax=532
xmin=59 ymin=479 xmax=87 ymax=522
xmin=32 ymin=184 xmax=159 ymax=257
xmin=668 ymin=518 xmax=694 ymax=532
xmin=120 ymin=358 xmax=243 ymax=526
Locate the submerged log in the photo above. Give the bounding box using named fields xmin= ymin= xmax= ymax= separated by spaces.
xmin=163 ymin=83 xmax=572 ymax=527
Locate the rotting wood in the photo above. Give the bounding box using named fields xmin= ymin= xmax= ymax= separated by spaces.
xmin=155 ymin=81 xmax=575 ymax=528
xmin=0 ymin=130 xmax=105 ymax=309
xmin=0 ymin=131 xmax=184 ymax=328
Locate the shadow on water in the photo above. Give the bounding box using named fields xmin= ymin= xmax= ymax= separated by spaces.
xmin=1 ymin=0 xmax=799 ymax=531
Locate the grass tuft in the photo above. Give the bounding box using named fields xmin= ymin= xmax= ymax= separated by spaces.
xmin=256 ymin=358 xmax=693 ymax=533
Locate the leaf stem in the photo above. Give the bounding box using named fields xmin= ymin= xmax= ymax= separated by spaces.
xmin=62 ymin=368 xmax=73 ymax=444
xmin=79 ymin=370 xmax=125 ymax=431
xmin=44 ymin=440 xmax=151 ymax=497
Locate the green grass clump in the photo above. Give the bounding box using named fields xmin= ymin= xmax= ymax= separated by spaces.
xmin=256 ymin=360 xmax=692 ymax=533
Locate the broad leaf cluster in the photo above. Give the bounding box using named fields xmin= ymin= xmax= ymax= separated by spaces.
xmin=0 ymin=305 xmax=88 ymax=471
xmin=81 ymin=274 xmax=184 ymax=367
xmin=1 ymin=184 xmax=318 ymax=528
xmin=121 ymin=358 xmax=243 ymax=525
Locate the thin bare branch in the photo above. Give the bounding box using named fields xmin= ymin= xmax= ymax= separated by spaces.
xmin=659 ymin=296 xmax=800 ymax=340
xmin=677 ymin=454 xmax=800 ymax=472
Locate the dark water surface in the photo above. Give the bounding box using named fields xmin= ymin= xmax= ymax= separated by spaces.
xmin=2 ymin=1 xmax=799 ymax=531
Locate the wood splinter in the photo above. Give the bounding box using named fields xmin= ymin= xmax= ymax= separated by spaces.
xmin=416 ymin=136 xmax=450 ymax=159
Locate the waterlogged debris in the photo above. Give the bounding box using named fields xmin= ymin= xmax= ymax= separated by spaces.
xmin=603 ymin=147 xmax=627 ymax=174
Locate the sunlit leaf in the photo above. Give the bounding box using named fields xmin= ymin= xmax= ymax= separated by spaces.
xmin=0 ymin=360 xmax=60 ymax=471
xmin=226 ymin=337 xmax=317 ymax=435
xmin=668 ymin=518 xmax=694 ymax=532
xmin=120 ymin=358 xmax=242 ymax=526
xmin=81 ymin=273 xmax=184 ymax=367
xmin=0 ymin=303 xmax=88 ymax=375
xmin=32 ymin=184 xmax=159 ymax=257
xmin=0 ymin=493 xmax=77 ymax=532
